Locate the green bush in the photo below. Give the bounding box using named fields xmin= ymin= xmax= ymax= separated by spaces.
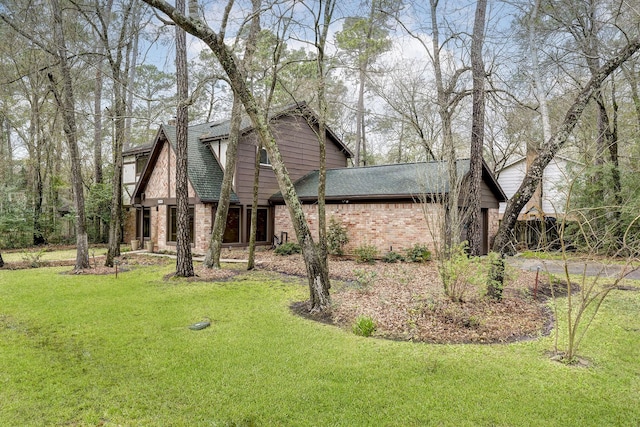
xmin=327 ymin=217 xmax=349 ymax=255
xmin=405 ymin=244 xmax=431 ymax=262
xmin=353 ymin=269 xmax=378 ymax=291
xmin=352 ymin=316 xmax=376 ymax=337
xmin=274 ymin=242 xmax=301 ymax=256
xmin=382 ymin=251 xmax=404 ymax=263
xmin=486 ymin=252 xmax=505 ymax=301
xmin=353 ymin=244 xmax=378 ymax=263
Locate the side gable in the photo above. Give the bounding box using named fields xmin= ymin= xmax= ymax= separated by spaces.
xmin=131 ymin=125 xmax=238 ymax=205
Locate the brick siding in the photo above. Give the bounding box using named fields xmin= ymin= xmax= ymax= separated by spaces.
xmin=274 ymin=202 xmax=501 ymax=255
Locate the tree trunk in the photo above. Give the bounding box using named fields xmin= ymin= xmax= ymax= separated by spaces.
xmin=0 ymin=252 xmax=4 ymax=268
xmin=104 ymin=2 xmax=134 ymax=267
xmin=313 ymin=0 xmax=335 ymax=289
xmin=466 ymin=0 xmax=487 ymax=257
xmin=493 ymin=39 xmax=640 ymax=254
xmin=50 ymin=0 xmax=89 ymax=271
xmin=204 ymin=0 xmax=260 ymax=269
xmin=247 ymin=141 xmax=261 ymax=271
xmin=175 ymin=0 xmax=194 ymax=277
xmin=138 ymin=0 xmax=332 ymax=312
xmin=204 ymin=96 xmax=243 ymax=269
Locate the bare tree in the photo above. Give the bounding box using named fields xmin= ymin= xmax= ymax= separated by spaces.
xmin=204 ymin=0 xmax=261 ymax=269
xmin=49 ymin=0 xmax=90 ymax=270
xmin=493 ymin=39 xmax=640 ymax=254
xmin=141 ymin=0 xmax=332 ymax=312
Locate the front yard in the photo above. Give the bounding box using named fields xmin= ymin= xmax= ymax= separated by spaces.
xmin=0 ymin=250 xmax=638 ymax=425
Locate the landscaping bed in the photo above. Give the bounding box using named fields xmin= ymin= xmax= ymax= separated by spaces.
xmin=256 ymin=252 xmax=551 ymax=344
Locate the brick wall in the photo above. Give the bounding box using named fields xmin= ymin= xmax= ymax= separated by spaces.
xmin=123 ymin=209 xmax=137 ymax=244
xmin=274 ymin=202 xmax=445 ymax=254
xmin=274 ymin=202 xmax=501 ymax=255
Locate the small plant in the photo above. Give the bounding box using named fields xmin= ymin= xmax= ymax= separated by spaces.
xmin=274 ymin=242 xmax=301 ymax=256
xmin=352 ymin=316 xmax=376 ymax=337
xmin=327 ymin=217 xmax=349 ymax=255
xmin=463 ymin=315 xmax=482 ymax=329
xmin=382 ymin=251 xmax=404 ymax=263
xmin=353 ymin=269 xmax=378 ymax=291
xmin=438 ymin=242 xmax=477 ymax=302
xmin=405 ymin=244 xmax=431 ymax=263
xmin=353 ymin=244 xmax=378 ymax=263
xmin=486 ymin=252 xmax=505 ymax=301
xmin=22 ymin=249 xmax=45 ymax=268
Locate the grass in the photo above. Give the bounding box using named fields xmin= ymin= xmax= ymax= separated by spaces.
xmin=0 ymin=264 xmax=639 ymax=426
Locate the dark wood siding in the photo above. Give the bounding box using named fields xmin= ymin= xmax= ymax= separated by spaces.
xmin=480 ymin=180 xmax=499 ymax=209
xmin=234 ymin=115 xmax=350 ymax=206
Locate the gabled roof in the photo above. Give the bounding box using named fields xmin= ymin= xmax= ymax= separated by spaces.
xmin=499 ymin=154 xmax=582 ymax=171
xmin=132 ymin=121 xmax=239 ymax=204
xmin=199 ymin=101 xmax=353 ymax=158
xmin=270 ymin=160 xmax=506 ymax=202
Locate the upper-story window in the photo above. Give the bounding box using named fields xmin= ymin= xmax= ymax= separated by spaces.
xmin=136 ymin=154 xmax=149 ymax=177
xmin=259 ymin=147 xmax=270 ymax=166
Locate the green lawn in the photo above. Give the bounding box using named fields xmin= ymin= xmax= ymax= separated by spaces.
xmin=1 ymin=247 xmax=118 ymax=263
xmin=0 ymin=264 xmax=638 ymax=426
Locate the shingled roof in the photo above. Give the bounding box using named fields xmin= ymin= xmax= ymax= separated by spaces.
xmin=270 ymin=160 xmax=506 ymax=202
xmin=163 ymin=122 xmax=239 ymax=203
xmin=132 ymin=121 xmax=239 ymax=204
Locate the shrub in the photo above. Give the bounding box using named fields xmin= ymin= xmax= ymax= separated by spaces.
xmin=438 ymin=242 xmax=478 ymax=302
xmin=405 ymin=244 xmax=431 ymax=263
xmin=274 ymin=242 xmax=301 ymax=256
xmin=353 ymin=269 xmax=378 ymax=291
xmin=327 ymin=217 xmax=349 ymax=255
xmin=382 ymin=251 xmax=404 ymax=263
xmin=486 ymin=252 xmax=505 ymax=301
xmin=22 ymin=249 xmax=45 ymax=268
xmin=352 ymin=316 xmax=376 ymax=337
xmin=353 ymin=244 xmax=378 ymax=263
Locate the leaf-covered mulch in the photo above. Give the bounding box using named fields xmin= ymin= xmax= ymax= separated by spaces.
xmin=260 ymin=252 xmax=552 ymax=344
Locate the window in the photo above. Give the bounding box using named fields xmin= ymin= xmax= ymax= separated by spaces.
xmin=136 ymin=154 xmax=149 ymax=176
xmin=168 ymin=206 xmax=194 ymax=243
xmin=222 ymin=207 xmax=241 ymax=243
xmin=246 ymin=208 xmax=268 ymax=242
xmin=142 ymin=207 xmax=151 ymax=239
xmin=259 ymin=147 xmax=270 ymax=166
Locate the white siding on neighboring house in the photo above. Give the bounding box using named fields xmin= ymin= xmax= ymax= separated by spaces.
xmin=497 ymin=160 xmax=526 ymax=215
xmin=498 ymin=157 xmax=576 ymax=217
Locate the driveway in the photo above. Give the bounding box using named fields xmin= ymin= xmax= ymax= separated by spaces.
xmin=506 ymin=256 xmax=640 ymax=281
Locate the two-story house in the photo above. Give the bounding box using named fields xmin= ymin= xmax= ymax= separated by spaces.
xmin=122 ymin=102 xmax=352 ymax=253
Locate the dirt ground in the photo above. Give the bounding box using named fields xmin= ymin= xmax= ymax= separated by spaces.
xmin=3 ymin=248 xmax=564 ymax=344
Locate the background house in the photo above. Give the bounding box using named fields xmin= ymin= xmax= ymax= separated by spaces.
xmin=271 ymin=160 xmax=506 ymax=256
xmin=123 ymin=103 xmax=352 ymax=253
xmin=497 ymin=155 xmax=581 ymax=248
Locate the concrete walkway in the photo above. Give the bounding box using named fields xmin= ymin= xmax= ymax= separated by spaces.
xmin=506 ymin=256 xmax=640 ymax=281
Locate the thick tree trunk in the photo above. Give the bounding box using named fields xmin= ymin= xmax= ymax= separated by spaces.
xmin=466 ymin=0 xmax=487 ymax=257
xmin=50 ymin=0 xmax=89 ymax=271
xmin=493 ymin=39 xmax=640 ymax=254
xmin=0 ymin=252 xmax=4 ymax=268
xmin=175 ymin=0 xmax=194 ymax=277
